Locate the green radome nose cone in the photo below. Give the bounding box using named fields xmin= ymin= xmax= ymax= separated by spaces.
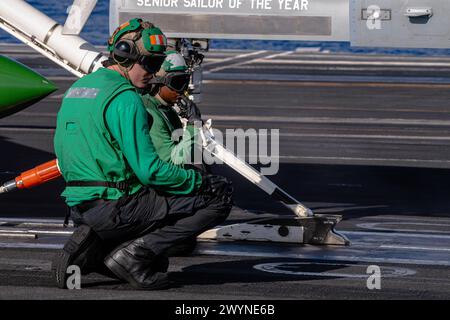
xmin=0 ymin=55 xmax=58 ymax=118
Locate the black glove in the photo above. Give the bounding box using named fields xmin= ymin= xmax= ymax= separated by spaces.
xmin=200 ymin=174 xmax=233 ymax=205
xmin=177 ymin=96 xmax=202 ymax=125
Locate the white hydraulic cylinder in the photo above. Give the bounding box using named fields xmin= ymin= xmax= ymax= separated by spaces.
xmin=200 ymin=120 xmax=314 ymax=218
xmin=0 ymin=0 xmax=106 ymax=76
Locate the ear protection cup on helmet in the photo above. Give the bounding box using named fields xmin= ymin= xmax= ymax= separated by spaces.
xmin=112 ymin=39 xmax=140 ymax=67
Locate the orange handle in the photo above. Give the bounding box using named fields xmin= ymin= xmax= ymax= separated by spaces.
xmin=15 ymin=159 xmax=62 ymax=189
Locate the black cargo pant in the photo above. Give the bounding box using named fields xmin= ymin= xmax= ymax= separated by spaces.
xmin=70 ymin=187 xmax=232 ymax=256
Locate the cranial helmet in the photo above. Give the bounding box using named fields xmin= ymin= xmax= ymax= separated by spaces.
xmin=107 ymin=18 xmax=167 ymax=69
xmin=155 ymin=51 xmax=191 ymax=93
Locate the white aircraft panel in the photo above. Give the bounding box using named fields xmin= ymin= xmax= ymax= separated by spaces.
xmin=350 ymin=0 xmax=450 ymax=48
xmin=110 ymin=0 xmax=350 ymax=41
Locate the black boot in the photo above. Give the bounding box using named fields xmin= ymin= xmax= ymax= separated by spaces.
xmin=73 ymin=239 xmax=167 ymax=281
xmin=105 ymin=240 xmax=169 ymax=273
xmin=104 ymin=238 xmax=169 ymax=290
xmin=52 ymin=224 xmax=102 ymax=289
xmin=74 ymin=242 xmax=122 ymax=280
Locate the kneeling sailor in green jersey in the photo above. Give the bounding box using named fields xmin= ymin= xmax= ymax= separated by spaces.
xmin=52 ymin=18 xmax=233 ymax=291
xmin=142 ymin=50 xmax=204 ymax=168
xmin=142 ymin=51 xmax=214 ymax=256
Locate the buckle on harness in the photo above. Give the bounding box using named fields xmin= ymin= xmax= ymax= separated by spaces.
xmin=114 ymin=181 xmax=129 ymax=192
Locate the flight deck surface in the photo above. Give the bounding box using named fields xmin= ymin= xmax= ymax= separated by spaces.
xmin=0 ymin=45 xmax=449 ymax=299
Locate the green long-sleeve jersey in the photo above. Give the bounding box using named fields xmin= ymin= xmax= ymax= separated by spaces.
xmin=142 ymin=94 xmax=199 ymax=167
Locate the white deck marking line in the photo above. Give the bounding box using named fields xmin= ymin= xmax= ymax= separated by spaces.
xmin=278 ymin=156 xmax=450 ymax=165
xmin=229 ymin=154 xmax=450 ymax=164
xmin=205 ymin=50 xmax=268 ymax=73
xmin=278 ymin=133 xmax=450 ymax=141
xmin=201 ymin=79 xmax=450 ymax=89
xmin=0 ymin=243 xmax=62 ymax=250
xmin=260 ymin=51 xmax=294 ymax=60
xmin=34 ymin=230 xmax=73 ymax=235
xmin=197 ymin=249 xmax=450 ymax=267
xmin=0 ymin=127 xmax=55 ymax=133
xmin=195 ymin=101 xmax=450 ymax=114
xmin=201 ymin=58 xmax=222 ymax=64
xmin=217 ymin=65 xmax=450 ymax=73
xmin=252 ymin=59 xmax=450 ymax=67
xmin=204 ymin=50 xmax=266 ymax=70
xmin=253 ymin=262 xmax=417 ymax=278
xmin=343 ymin=231 xmax=450 ymax=240
xmin=380 ymin=245 xmax=450 ymax=252
xmin=0 ymin=218 xmax=68 ymax=224
xmin=9 ymin=112 xmax=56 ymax=117
xmin=286 ymin=52 xmax=450 ymax=63
xmin=357 ymin=222 xmax=450 ymax=234
xmin=203 ymin=114 xmax=450 ymax=126
xmin=364 ymin=216 xmax=450 ymax=223
xmin=360 ymin=222 xmax=450 ymax=226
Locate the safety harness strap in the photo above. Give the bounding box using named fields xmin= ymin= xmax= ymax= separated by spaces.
xmin=66 ymin=180 xmax=134 ymax=193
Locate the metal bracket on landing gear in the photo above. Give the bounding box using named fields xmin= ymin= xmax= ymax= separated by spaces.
xmin=198 ymin=214 xmax=350 ymax=246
